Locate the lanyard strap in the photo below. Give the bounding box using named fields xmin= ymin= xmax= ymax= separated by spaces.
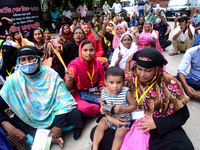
xmin=87 ymin=63 xmax=95 ymax=86
xmin=6 ymin=66 xmax=14 ymax=76
xmin=135 ymin=76 xmax=158 ymax=106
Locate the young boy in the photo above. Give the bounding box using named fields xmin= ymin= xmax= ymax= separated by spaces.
xmin=93 ymin=66 xmax=137 ymax=150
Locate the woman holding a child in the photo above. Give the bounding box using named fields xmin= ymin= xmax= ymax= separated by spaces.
xmin=91 ymin=48 xmax=194 ymax=150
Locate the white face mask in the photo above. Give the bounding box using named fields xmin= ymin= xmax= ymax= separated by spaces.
xmin=19 ymin=59 xmax=38 ymax=74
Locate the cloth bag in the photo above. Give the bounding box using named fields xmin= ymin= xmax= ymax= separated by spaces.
xmin=80 ymin=91 xmax=100 ymax=105
xmin=120 ymin=118 xmax=150 ymax=150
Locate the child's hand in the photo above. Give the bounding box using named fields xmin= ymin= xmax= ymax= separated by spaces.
xmin=100 ymin=107 xmax=107 ymax=115
xmin=113 ymin=105 xmax=123 ymax=114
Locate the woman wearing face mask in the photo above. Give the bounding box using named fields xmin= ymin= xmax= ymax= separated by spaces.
xmin=110 ymin=33 xmax=137 ymax=69
xmin=0 ymin=46 xmax=84 ymax=149
xmin=0 ymin=41 xmax=18 ymax=89
xmin=65 ymin=40 xmax=106 ymax=117
xmin=91 ymin=48 xmax=194 ymax=150
xmin=125 ymin=33 xmax=164 ymax=73
xmin=142 ymin=21 xmax=158 ymax=40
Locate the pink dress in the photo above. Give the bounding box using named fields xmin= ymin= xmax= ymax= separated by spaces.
xmin=120 ymin=118 xmax=150 ymax=150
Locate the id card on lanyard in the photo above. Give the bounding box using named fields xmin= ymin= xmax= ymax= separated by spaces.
xmin=131 ymin=76 xmax=157 ymax=120
xmin=87 ymin=63 xmax=98 ymax=92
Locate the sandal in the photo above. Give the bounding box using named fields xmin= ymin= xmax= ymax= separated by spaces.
xmin=169 ymin=52 xmax=178 ymax=56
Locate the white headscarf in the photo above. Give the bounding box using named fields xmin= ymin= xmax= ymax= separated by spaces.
xmin=110 ymin=32 xmax=136 ymax=69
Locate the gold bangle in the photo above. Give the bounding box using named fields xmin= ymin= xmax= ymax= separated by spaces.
xmin=1 ymin=121 xmax=6 ymax=126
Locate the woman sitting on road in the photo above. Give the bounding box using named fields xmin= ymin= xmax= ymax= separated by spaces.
xmin=0 ymin=46 xmax=84 ymax=149
xmin=43 ymin=28 xmax=63 ymax=54
xmin=32 ymin=28 xmax=60 ymax=68
xmin=142 ymin=20 xmax=158 ymax=40
xmin=65 ymin=40 xmax=106 ymax=117
xmin=110 ymin=33 xmax=136 ymax=69
xmin=55 ymin=28 xmax=86 ymax=79
xmin=82 ymin=22 xmax=104 ymax=57
xmin=91 ymin=48 xmax=194 ymax=150
xmin=59 ymin=24 xmax=72 ymax=45
xmin=125 ymin=33 xmax=164 ymax=73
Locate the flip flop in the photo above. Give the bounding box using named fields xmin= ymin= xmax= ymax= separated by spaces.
xmin=169 ymin=52 xmax=178 ymax=56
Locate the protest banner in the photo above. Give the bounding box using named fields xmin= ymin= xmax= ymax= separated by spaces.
xmin=0 ymin=0 xmax=44 ymax=32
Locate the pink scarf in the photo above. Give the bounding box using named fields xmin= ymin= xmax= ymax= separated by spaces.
xmin=113 ymin=24 xmax=125 ymax=49
xmin=67 ymin=40 xmax=105 ymax=90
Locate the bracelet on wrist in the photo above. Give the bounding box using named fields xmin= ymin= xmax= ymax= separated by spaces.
xmin=1 ymin=121 xmax=7 ymax=126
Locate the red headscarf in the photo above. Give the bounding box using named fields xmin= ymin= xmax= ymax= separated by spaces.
xmin=67 ymin=40 xmax=105 ymax=90
xmin=83 ymin=23 xmax=104 ymax=57
xmin=59 ymin=24 xmax=72 ymax=45
xmin=62 ymin=24 xmax=72 ymax=40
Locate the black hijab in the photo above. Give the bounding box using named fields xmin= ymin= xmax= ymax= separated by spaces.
xmin=132 ymin=47 xmax=167 ymax=68
xmin=0 ymin=41 xmax=18 ymax=80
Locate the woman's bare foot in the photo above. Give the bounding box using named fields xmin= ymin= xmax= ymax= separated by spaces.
xmin=52 ymin=137 xmax=64 ymax=148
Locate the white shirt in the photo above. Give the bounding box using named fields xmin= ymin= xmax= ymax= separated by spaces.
xmin=156 ymin=3 xmax=160 ymax=10
xmin=110 ymin=42 xmax=137 ymax=69
xmin=103 ymin=4 xmax=111 ymax=13
xmin=76 ymin=5 xmax=88 ymax=17
xmin=62 ymin=10 xmax=72 ymax=19
xmin=112 ymin=3 xmax=122 ymax=14
xmin=173 ymin=25 xmax=195 ymax=42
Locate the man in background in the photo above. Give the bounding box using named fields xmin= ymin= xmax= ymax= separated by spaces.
xmin=103 ymin=1 xmax=111 ymax=16
xmin=76 ymin=1 xmax=88 ymax=22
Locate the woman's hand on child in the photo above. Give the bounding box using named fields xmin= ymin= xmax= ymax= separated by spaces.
xmin=113 ymin=105 xmax=123 ymax=114
xmin=135 ymin=115 xmax=156 ymax=133
xmin=113 ymin=118 xmax=129 ymax=127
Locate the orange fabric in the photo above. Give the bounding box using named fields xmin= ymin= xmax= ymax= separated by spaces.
xmin=15 ymin=33 xmax=34 ymax=48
